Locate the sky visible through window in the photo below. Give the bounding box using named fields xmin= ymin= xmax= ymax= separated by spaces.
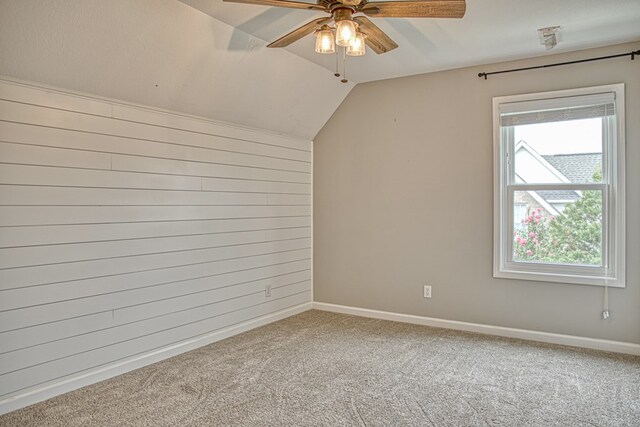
xmin=514 ymin=118 xmax=602 ymax=155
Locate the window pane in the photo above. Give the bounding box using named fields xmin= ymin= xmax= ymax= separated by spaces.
xmin=512 ymin=190 xmax=603 ymax=267
xmin=513 ymin=118 xmax=603 ymax=184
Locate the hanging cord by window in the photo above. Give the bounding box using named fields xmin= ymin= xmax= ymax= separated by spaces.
xmin=478 ymin=50 xmax=640 ymax=80
xmin=602 ymin=280 xmax=610 ymax=319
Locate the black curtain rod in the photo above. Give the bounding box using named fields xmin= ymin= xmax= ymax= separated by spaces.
xmin=478 ymin=50 xmax=639 ymax=80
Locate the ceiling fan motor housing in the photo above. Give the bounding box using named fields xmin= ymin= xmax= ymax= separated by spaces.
xmin=332 ymin=7 xmax=356 ymax=22
xmin=334 ymin=0 xmax=362 ymax=6
xmin=318 ymin=0 xmax=362 ymax=9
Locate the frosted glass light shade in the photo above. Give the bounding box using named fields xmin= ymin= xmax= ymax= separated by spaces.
xmin=335 ymin=20 xmax=357 ymax=47
xmin=347 ymin=32 xmax=365 ymax=56
xmin=315 ymin=28 xmax=335 ymax=54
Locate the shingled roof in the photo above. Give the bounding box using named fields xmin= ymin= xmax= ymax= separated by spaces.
xmin=537 ymin=153 xmax=602 ymax=202
xmin=542 ymin=153 xmax=602 ymax=183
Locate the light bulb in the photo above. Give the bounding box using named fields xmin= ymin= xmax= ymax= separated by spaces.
xmin=335 ymin=20 xmax=357 ymax=47
xmin=315 ymin=27 xmax=335 ymax=54
xmin=347 ymin=32 xmax=365 ymax=56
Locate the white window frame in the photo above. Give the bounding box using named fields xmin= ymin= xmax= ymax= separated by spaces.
xmin=493 ymin=84 xmax=626 ymax=287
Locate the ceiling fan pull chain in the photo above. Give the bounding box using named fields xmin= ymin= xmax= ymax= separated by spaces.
xmin=335 ymin=49 xmax=340 ymax=77
xmin=341 ymin=47 xmax=348 ymax=83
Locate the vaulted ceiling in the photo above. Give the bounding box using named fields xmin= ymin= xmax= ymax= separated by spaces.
xmin=0 ymin=0 xmax=353 ymax=139
xmin=1 ymin=1 xmax=638 ymax=140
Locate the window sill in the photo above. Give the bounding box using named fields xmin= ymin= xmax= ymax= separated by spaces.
xmin=494 ymin=268 xmax=625 ymax=288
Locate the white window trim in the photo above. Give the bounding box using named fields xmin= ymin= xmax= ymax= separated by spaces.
xmin=492 ymin=84 xmax=626 ymax=288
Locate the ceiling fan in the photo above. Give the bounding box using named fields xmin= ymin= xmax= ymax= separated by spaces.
xmin=222 ymin=0 xmax=466 ymax=55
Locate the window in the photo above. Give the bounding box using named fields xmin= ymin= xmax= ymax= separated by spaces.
xmin=493 ymin=85 xmax=625 ymax=287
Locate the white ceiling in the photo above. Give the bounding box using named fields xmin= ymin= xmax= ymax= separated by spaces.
xmin=0 ymin=0 xmax=353 ymax=140
xmin=1 ymin=1 xmax=638 ymax=140
xmin=181 ymin=0 xmax=640 ymax=83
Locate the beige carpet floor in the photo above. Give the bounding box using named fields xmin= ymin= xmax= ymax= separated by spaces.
xmin=2 ymin=310 xmax=639 ymax=426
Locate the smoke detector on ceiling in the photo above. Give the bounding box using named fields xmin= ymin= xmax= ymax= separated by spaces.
xmin=538 ymin=26 xmax=561 ymax=50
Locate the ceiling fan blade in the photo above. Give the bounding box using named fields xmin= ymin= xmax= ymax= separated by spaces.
xmin=267 ymin=17 xmax=332 ymax=48
xmin=361 ymin=0 xmax=466 ymax=18
xmin=353 ymin=16 xmax=398 ymax=54
xmin=222 ymin=0 xmax=326 ymax=12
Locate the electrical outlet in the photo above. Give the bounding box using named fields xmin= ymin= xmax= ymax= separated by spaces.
xmin=265 ymin=284 xmax=272 ymax=297
xmin=423 ymin=285 xmax=432 ymax=299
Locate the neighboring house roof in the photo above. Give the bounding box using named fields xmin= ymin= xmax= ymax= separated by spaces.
xmin=538 ymin=153 xmax=602 ymax=202
xmin=542 ymin=153 xmax=602 ymax=183
xmin=514 ymin=141 xmax=602 ymax=214
xmin=535 ymin=189 xmax=579 ymax=202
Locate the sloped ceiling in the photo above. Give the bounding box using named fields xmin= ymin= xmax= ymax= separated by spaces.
xmin=182 ymin=0 xmax=640 ymax=83
xmin=0 ymin=0 xmax=353 ymax=139
xmin=1 ymin=1 xmax=638 ymax=140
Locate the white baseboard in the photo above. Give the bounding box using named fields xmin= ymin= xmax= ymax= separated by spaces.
xmin=312 ymin=302 xmax=640 ymax=356
xmin=0 ymin=302 xmax=312 ymax=416
xmin=4 ymin=301 xmax=638 ymax=416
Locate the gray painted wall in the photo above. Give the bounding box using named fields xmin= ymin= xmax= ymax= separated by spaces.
xmin=313 ymin=41 xmax=640 ymax=344
xmin=0 ymin=79 xmax=311 ymax=405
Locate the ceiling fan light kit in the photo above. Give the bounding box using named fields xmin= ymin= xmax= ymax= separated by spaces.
xmin=315 ymin=25 xmax=336 ymax=53
xmin=334 ymin=8 xmax=359 ymax=46
xmin=346 ymin=31 xmax=366 ymax=56
xmin=222 ymin=0 xmax=466 ymax=81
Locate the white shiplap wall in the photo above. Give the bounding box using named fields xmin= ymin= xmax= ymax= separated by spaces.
xmin=0 ymin=78 xmax=312 ymax=412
